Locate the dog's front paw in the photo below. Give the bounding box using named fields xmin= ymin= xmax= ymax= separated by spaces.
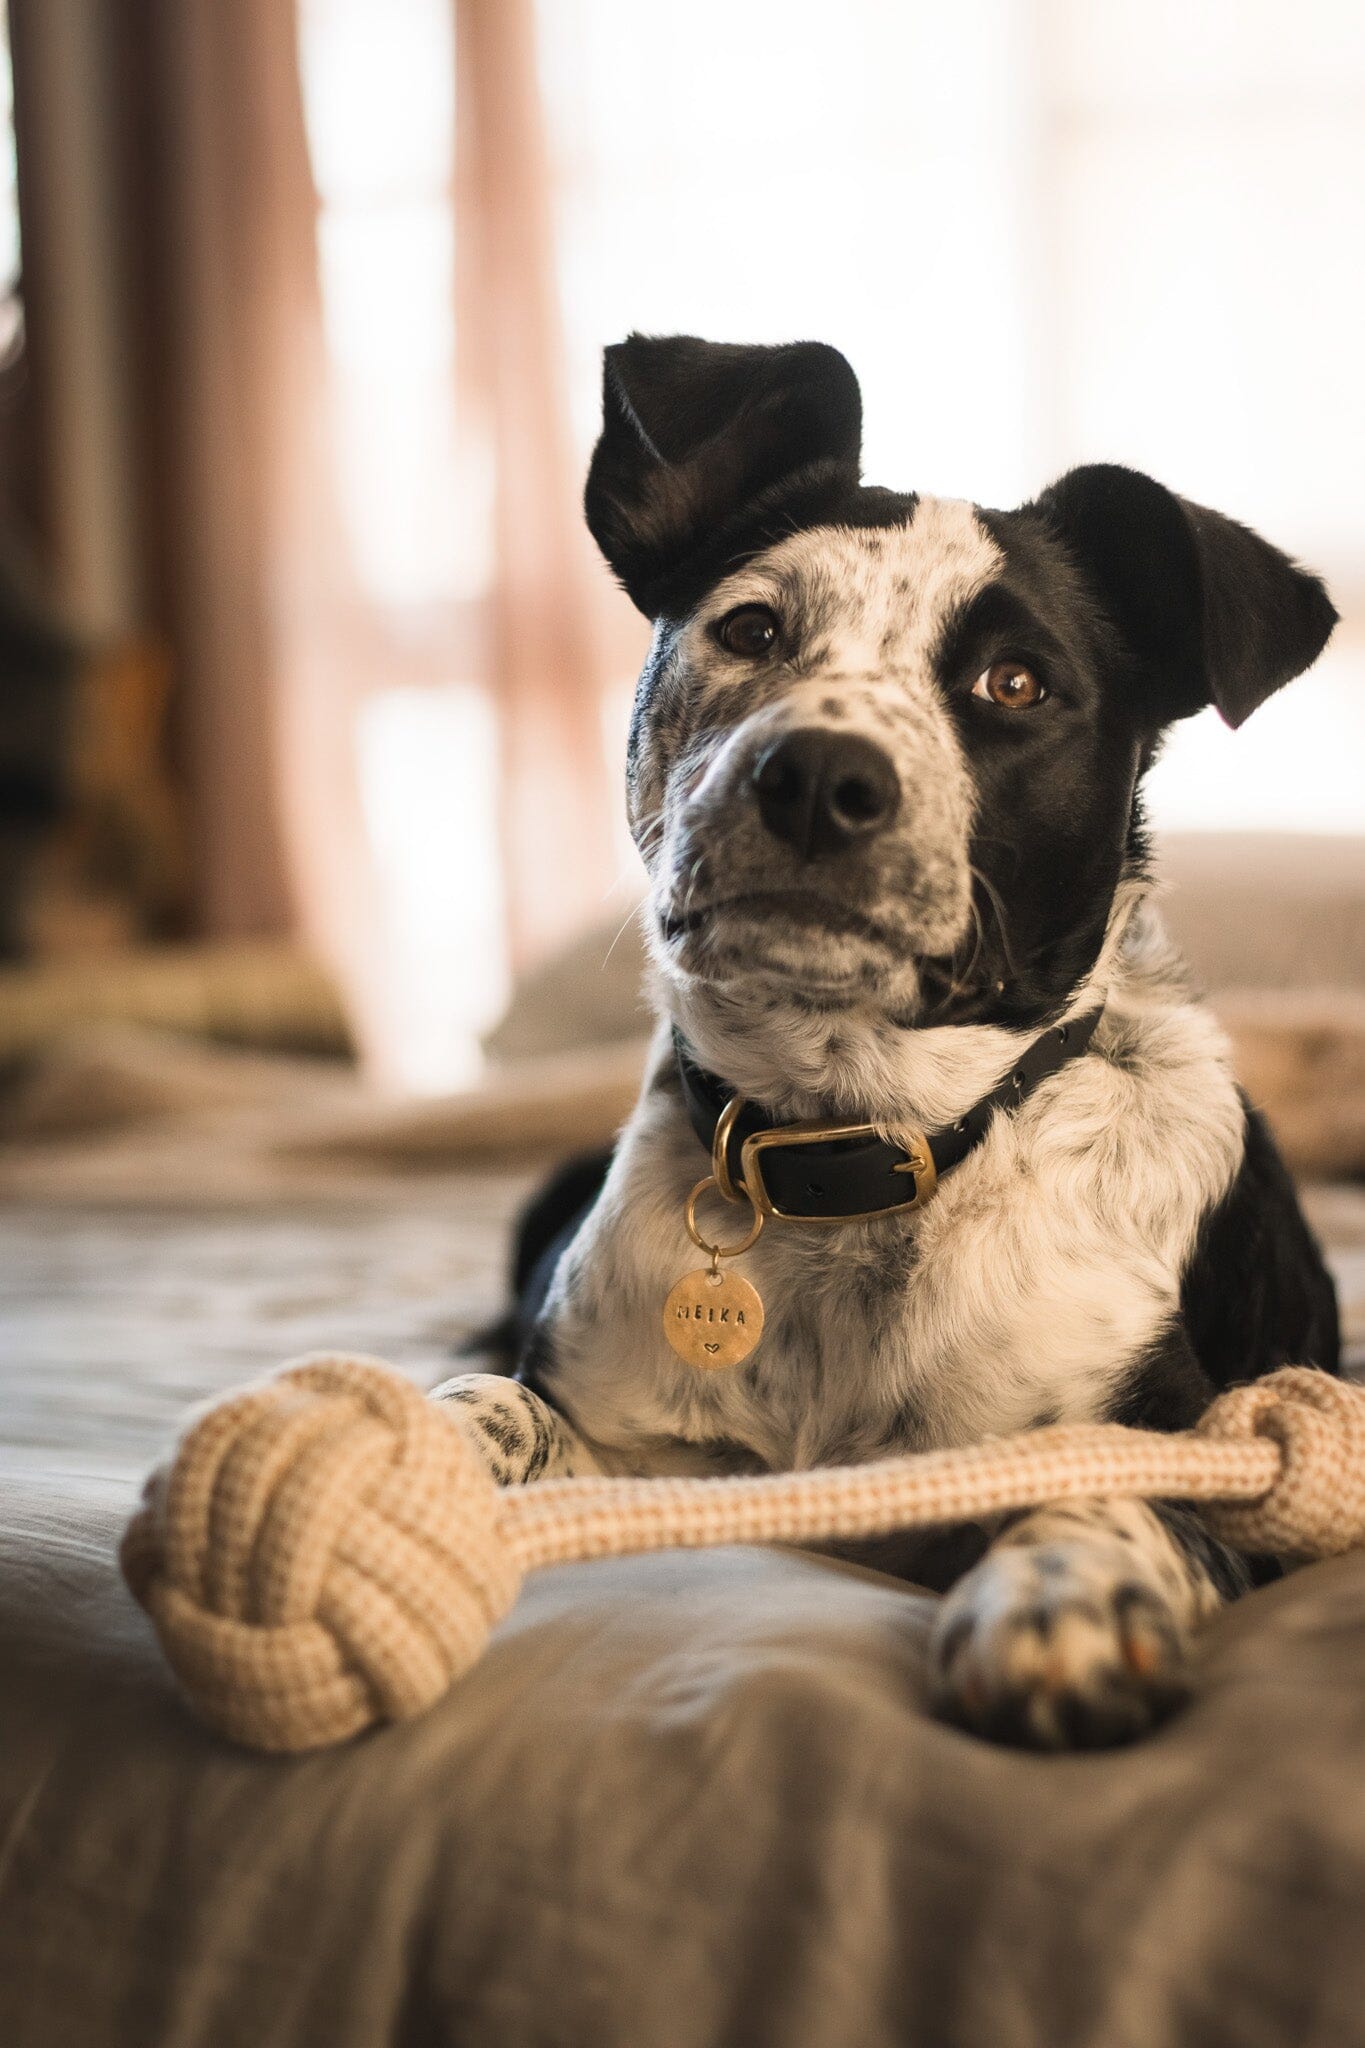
xmin=429 ymin=1372 xmax=596 ymax=1483
xmin=929 ymin=1542 xmax=1190 ymax=1751
xmin=428 ymin=1373 xmax=556 ymax=1485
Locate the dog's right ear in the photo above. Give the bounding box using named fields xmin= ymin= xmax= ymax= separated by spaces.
xmin=585 ymin=335 xmax=862 ymax=617
xmin=1036 ymin=464 xmax=1337 ymax=729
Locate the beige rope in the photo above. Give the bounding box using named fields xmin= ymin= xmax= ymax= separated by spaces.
xmin=120 ymin=1357 xmax=1365 ymax=1753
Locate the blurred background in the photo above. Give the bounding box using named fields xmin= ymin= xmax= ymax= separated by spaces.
xmin=1 ymin=0 xmax=1363 ymax=1097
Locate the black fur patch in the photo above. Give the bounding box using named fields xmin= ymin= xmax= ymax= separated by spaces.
xmin=1034 ymin=464 xmax=1337 ymax=730
xmin=585 ymin=335 xmax=864 ymax=618
xmin=1149 ymin=1501 xmax=1252 ymax=1603
xmin=460 ymin=1150 xmax=611 ymax=1369
xmin=1107 ymin=1321 xmax=1218 ymax=1432
xmin=1180 ymin=1096 xmax=1340 ymax=1387
xmin=1107 ymin=1143 xmax=1337 ymax=1602
xmin=924 ymin=523 xmax=1144 ymax=1027
xmin=516 ymin=1318 xmax=559 ymax=1402
xmin=509 ymin=1150 xmax=613 ymax=1303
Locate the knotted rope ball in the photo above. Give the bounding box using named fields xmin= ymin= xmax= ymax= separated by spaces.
xmin=121 ymin=1357 xmax=1365 ymax=1753
xmin=120 ymin=1358 xmax=522 ymax=1751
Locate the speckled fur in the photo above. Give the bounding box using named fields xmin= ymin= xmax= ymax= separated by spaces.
xmin=429 ymin=1372 xmax=599 ymax=1481
xmin=634 ymin=504 xmax=992 ymax=1015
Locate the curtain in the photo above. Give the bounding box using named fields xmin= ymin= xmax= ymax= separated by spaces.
xmin=11 ymin=0 xmax=621 ymax=1086
xmin=456 ymin=0 xmax=617 ymax=970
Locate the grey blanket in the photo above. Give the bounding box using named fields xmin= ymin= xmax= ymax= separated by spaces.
xmin=4 ymin=1465 xmax=1365 ymax=2048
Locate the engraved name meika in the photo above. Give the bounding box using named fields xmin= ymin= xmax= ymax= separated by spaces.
xmin=676 ymin=1303 xmax=746 ymax=1324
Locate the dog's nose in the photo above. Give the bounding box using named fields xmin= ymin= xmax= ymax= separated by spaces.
xmin=751 ymin=729 xmax=901 ymax=859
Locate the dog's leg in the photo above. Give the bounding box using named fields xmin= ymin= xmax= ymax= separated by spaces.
xmin=429 ymin=1372 xmax=601 ymax=1484
xmin=929 ymin=1499 xmax=1249 ymax=1749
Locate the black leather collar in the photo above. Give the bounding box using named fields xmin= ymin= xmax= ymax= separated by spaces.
xmin=675 ymin=1006 xmax=1104 ymax=1223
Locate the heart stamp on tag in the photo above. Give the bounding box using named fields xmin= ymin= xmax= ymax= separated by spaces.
xmin=663 ymin=1265 xmax=764 ymax=1369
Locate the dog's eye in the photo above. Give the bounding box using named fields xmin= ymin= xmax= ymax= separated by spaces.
xmin=973 ymin=661 xmax=1046 ymax=709
xmin=716 ymin=604 xmax=782 ymax=658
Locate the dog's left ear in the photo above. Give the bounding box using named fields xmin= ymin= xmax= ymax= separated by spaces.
xmin=585 ymin=334 xmax=863 ymax=617
xmin=1036 ymin=464 xmax=1337 ymax=727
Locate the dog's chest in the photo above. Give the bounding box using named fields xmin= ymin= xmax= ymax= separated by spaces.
xmin=542 ymin=1016 xmax=1244 ymax=1476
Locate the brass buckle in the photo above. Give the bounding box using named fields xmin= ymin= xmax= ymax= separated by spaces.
xmin=739 ymin=1119 xmax=938 ymax=1223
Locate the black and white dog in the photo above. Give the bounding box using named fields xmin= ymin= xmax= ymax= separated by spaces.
xmin=437 ymin=336 xmax=1340 ymax=1749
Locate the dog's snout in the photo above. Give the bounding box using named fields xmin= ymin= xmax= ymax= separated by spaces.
xmin=751 ymin=729 xmax=901 ymax=860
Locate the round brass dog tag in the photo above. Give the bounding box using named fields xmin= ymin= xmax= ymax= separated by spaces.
xmin=663 ymin=1266 xmax=765 ymax=1370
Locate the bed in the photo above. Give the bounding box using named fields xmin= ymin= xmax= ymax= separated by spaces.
xmin=3 ymin=949 xmax=1365 ymax=2044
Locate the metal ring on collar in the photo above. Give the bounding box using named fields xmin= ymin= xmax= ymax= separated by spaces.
xmin=684 ymin=1176 xmax=765 ymax=1260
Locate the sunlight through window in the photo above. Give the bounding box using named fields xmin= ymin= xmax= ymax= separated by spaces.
xmin=298 ymin=0 xmax=504 ymax=1090
xmin=356 ymin=685 xmax=508 ymax=1092
xmin=298 ymin=0 xmax=490 ymax=612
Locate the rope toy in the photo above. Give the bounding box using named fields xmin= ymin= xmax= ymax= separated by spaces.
xmin=120 ymin=1356 xmax=1365 ymax=1753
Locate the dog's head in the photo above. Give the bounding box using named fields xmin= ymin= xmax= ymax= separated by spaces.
xmin=587 ymin=335 xmax=1336 ymax=1026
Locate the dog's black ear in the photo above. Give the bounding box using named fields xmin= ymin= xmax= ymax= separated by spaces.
xmin=1036 ymin=463 xmax=1337 ymax=728
xmin=585 ymin=334 xmax=862 ymax=617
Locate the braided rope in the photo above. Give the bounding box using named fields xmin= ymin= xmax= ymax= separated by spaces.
xmin=120 ymin=1357 xmax=1365 ymax=1752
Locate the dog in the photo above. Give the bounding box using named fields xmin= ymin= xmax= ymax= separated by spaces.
xmin=435 ymin=335 xmax=1340 ymax=1750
